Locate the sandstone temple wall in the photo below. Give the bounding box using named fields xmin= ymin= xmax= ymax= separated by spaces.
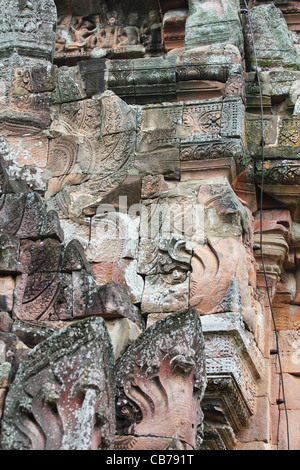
xmin=0 ymin=0 xmax=299 ymax=451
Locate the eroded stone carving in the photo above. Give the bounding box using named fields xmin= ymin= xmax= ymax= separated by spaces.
xmin=54 ymin=3 xmax=163 ymax=62
xmin=47 ymin=90 xmax=136 ymax=220
xmin=185 ymin=0 xmax=243 ymax=52
xmin=244 ymin=4 xmax=300 ymax=71
xmin=115 ymin=309 xmax=207 ymax=450
xmin=0 ymin=0 xmax=57 ymax=65
xmin=0 ymin=317 xmax=115 ymax=450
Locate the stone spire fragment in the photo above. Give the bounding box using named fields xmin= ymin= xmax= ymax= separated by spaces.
xmin=185 ymin=0 xmax=243 ymax=52
xmin=0 ymin=0 xmax=57 ymax=65
xmin=115 ymin=308 xmax=207 ymax=450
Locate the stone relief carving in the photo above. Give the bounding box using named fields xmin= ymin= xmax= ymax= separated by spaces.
xmin=0 ymin=0 xmax=299 ymax=452
xmin=115 ymin=309 xmax=207 ymax=450
xmin=54 ymin=5 xmax=163 ymax=61
xmin=0 ymin=317 xmax=116 ymax=450
xmin=47 ymin=91 xmax=136 ymax=219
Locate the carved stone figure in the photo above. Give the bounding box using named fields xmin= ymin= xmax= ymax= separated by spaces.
xmin=0 ymin=317 xmax=115 ymax=450
xmin=96 ymin=12 xmax=120 ymax=50
xmin=115 ymin=309 xmax=207 ymax=450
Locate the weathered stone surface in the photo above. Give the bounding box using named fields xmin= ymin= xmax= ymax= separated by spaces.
xmin=12 ymin=319 xmax=57 ymax=349
xmin=175 ymin=44 xmax=242 ymax=83
xmin=61 ymin=239 xmax=94 ymax=275
xmin=138 ymin=235 xmax=192 ymax=276
xmin=0 ymin=192 xmax=61 ymax=240
xmin=201 ymin=312 xmax=264 ymax=419
xmin=0 ymin=311 xmax=13 ymax=333
xmin=92 ymin=259 xmax=144 ymax=305
xmin=19 ymin=238 xmax=62 ymax=274
xmin=115 ymin=309 xmax=207 ymax=450
xmin=97 ymin=281 xmax=141 ymax=326
xmin=108 ymin=56 xmax=176 ymax=104
xmin=105 ymin=317 xmax=142 ymax=360
xmin=185 ymin=0 xmax=243 ymax=52
xmin=0 ymin=0 xmax=57 ymax=65
xmin=190 ymin=238 xmax=246 ymax=315
xmin=198 ymin=181 xmax=248 ymax=237
xmin=47 ymin=91 xmax=136 ymax=219
xmin=0 ymin=235 xmax=20 ymax=273
xmin=0 ymin=317 xmax=115 ymax=450
xmin=143 ymin=273 xmax=189 ymax=314
xmin=54 ymin=2 xmax=164 ymax=63
xmin=244 ymin=4 xmax=300 ymax=71
xmin=86 ymin=212 xmax=140 ymax=264
xmin=0 ymin=276 xmax=15 ymax=312
xmin=162 ymin=8 xmax=188 ymax=52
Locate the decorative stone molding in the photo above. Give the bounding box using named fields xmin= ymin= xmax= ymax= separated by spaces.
xmin=201 ymin=312 xmax=264 ymax=424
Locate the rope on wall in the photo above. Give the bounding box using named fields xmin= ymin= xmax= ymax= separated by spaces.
xmin=242 ymin=0 xmax=290 ymax=451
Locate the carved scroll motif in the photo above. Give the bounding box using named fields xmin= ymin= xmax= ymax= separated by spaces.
xmin=115 ymin=309 xmax=207 ymax=450
xmin=190 ymin=237 xmax=244 ymax=315
xmin=0 ymin=317 xmax=116 ymax=450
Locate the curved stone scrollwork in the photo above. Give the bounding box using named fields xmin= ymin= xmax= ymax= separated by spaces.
xmin=115 ymin=309 xmax=207 ymax=450
xmin=0 ymin=317 xmax=115 ymax=450
xmin=47 ymin=91 xmax=136 ymax=219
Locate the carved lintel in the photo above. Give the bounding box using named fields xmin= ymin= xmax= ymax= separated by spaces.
xmin=200 ymin=423 xmax=236 ymax=451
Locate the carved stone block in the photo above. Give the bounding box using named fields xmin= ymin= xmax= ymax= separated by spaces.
xmin=162 ymin=9 xmax=188 ymax=52
xmin=182 ymin=100 xmax=223 ymax=142
xmin=0 ymin=275 xmax=15 ymax=312
xmin=201 ymin=312 xmax=264 ymax=421
xmin=141 ymin=272 xmax=190 ymax=314
xmin=244 ymin=4 xmax=300 ymax=71
xmin=176 ymin=45 xmax=242 ymax=83
xmin=92 ymin=259 xmax=144 ymax=306
xmin=97 ymin=281 xmax=141 ymax=326
xmin=0 ymin=235 xmax=20 ymax=273
xmin=134 ymin=148 xmax=180 ymax=179
xmin=19 ymin=238 xmax=63 ymax=274
xmin=47 ymin=91 xmax=136 ymax=219
xmin=79 ymin=59 xmax=107 ymax=97
xmin=190 ymin=237 xmax=250 ymax=315
xmin=138 ymin=235 xmax=192 ymax=276
xmin=107 ymin=56 xmax=176 ymax=104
